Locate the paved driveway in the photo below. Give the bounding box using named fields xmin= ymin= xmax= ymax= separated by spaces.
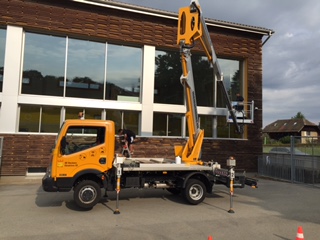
xmin=0 ymin=176 xmax=319 ymax=240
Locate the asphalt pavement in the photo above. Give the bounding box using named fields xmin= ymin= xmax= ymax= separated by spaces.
xmin=0 ymin=175 xmax=319 ymax=240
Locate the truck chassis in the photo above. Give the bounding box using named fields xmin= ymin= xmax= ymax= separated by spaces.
xmin=55 ymin=157 xmax=251 ymax=209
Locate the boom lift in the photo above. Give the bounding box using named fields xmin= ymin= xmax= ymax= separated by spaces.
xmin=176 ymin=0 xmax=242 ymax=146
xmin=42 ymin=0 xmax=257 ymax=210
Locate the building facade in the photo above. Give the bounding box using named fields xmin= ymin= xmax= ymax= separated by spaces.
xmin=0 ymin=0 xmax=273 ymax=175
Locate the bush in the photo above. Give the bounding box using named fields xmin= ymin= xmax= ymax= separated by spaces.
xmin=279 ymin=136 xmax=291 ymax=144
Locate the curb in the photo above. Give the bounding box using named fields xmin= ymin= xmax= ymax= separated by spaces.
xmin=0 ymin=176 xmax=43 ymax=185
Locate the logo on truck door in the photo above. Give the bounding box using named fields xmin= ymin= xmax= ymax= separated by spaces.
xmin=57 ymin=159 xmax=64 ymax=167
xmin=64 ymin=161 xmax=78 ymax=167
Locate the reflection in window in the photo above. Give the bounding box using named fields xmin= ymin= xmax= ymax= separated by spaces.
xmin=0 ymin=29 xmax=6 ymax=92
xmin=65 ymin=108 xmax=86 ymax=120
xmin=66 ymin=38 xmax=105 ymax=99
xmin=106 ymin=44 xmax=141 ymax=102
xmin=19 ymin=105 xmax=40 ymax=132
xmin=84 ymin=109 xmax=102 ymax=120
xmin=217 ymin=59 xmax=242 ymax=107
xmin=153 ymin=113 xmax=182 ymax=136
xmin=22 ymin=33 xmax=65 ymax=96
xmin=106 ymin=109 xmax=122 ymax=132
xmin=19 ymin=105 xmax=61 ymax=133
xmin=200 ymin=115 xmax=213 ymax=138
xmin=105 ymin=110 xmax=139 ymax=135
xmin=41 ymin=106 xmax=61 ymax=133
xmin=192 ymin=54 xmax=214 ymax=107
xmin=154 ymin=50 xmax=183 ymax=104
xmin=123 ymin=111 xmax=139 ymax=136
xmin=217 ymin=116 xmax=241 ymax=139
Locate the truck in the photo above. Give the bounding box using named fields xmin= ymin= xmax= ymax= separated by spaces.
xmin=42 ymin=0 xmax=257 ymax=210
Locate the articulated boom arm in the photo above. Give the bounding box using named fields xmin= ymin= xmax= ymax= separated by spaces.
xmin=178 ymin=0 xmax=222 ymax=80
xmin=175 ymin=0 xmax=241 ymax=164
xmin=177 ymin=1 xmax=241 ymax=151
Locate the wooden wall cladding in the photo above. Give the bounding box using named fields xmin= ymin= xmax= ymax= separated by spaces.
xmin=0 ymin=134 xmax=260 ymax=176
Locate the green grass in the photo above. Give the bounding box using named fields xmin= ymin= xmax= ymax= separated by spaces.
xmin=263 ymin=145 xmax=320 ymax=156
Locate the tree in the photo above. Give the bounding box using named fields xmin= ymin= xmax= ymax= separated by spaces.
xmin=292 ymin=112 xmax=305 ymax=119
xmin=155 ymin=52 xmax=216 ymax=106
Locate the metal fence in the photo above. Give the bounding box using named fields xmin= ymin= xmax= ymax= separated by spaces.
xmin=259 ymin=136 xmax=320 ymax=187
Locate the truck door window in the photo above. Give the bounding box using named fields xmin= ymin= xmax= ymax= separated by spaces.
xmin=63 ymin=126 xmax=105 ymax=155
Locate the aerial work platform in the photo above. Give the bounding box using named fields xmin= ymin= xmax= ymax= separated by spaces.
xmin=227 ymin=100 xmax=255 ymax=124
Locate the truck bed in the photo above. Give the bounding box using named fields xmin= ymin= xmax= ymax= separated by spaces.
xmin=122 ymin=158 xmax=217 ymax=172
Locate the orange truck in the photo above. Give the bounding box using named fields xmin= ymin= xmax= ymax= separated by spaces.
xmin=42 ymin=0 xmax=257 ymax=209
xmin=42 ymin=118 xmax=256 ymax=209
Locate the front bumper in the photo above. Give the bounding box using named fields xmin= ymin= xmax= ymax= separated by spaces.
xmin=42 ymin=172 xmax=58 ymax=192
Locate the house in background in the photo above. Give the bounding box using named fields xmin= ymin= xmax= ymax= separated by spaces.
xmin=263 ymin=118 xmax=320 ymax=143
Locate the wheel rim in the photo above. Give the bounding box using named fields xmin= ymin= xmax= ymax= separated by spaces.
xmin=78 ymin=185 xmax=97 ymax=204
xmin=189 ymin=184 xmax=203 ymax=201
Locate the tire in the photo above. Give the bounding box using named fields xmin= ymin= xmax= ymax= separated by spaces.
xmin=74 ymin=180 xmax=101 ymax=209
xmin=184 ymin=179 xmax=206 ymax=205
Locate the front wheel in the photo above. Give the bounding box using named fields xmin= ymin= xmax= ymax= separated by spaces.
xmin=184 ymin=179 xmax=206 ymax=205
xmin=74 ymin=180 xmax=101 ymax=209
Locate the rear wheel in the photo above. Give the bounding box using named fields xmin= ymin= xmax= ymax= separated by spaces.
xmin=74 ymin=180 xmax=101 ymax=209
xmin=184 ymin=179 xmax=206 ymax=205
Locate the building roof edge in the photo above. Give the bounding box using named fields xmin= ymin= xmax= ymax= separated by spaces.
xmin=71 ymin=0 xmax=274 ymax=36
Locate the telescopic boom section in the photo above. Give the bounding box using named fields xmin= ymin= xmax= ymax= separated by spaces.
xmin=176 ymin=2 xmax=241 ymax=163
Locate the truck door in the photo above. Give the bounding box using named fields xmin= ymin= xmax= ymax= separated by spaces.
xmin=56 ymin=126 xmax=108 ymax=178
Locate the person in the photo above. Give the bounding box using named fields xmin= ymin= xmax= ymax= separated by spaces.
xmin=118 ymin=128 xmax=136 ymax=154
xmin=235 ymin=93 xmax=244 ymax=111
xmin=78 ymin=111 xmax=84 ymax=120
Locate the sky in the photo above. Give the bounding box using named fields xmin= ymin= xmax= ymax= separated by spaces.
xmin=115 ymin=0 xmax=320 ymax=127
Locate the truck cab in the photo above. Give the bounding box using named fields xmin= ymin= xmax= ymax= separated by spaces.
xmin=43 ymin=120 xmax=115 ymax=193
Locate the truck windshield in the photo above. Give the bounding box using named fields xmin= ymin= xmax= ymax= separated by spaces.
xmin=62 ymin=126 xmax=105 ymax=155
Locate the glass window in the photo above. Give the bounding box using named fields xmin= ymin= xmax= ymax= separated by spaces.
xmin=66 ymin=38 xmax=105 ymax=99
xmin=168 ymin=113 xmax=182 ymax=136
xmin=217 ymin=116 xmax=241 ymax=139
xmin=19 ymin=105 xmax=61 ymax=133
xmin=154 ymin=50 xmax=183 ymax=104
xmin=106 ymin=44 xmax=142 ymax=102
xmin=63 ymin=126 xmax=105 ymax=155
xmin=106 ymin=109 xmax=122 ymax=132
xmin=22 ymin=33 xmax=65 ymax=96
xmin=19 ymin=105 xmax=40 ymax=132
xmin=65 ymin=108 xmax=86 ymax=120
xmin=218 ymin=59 xmax=242 ymax=107
xmin=105 ymin=109 xmax=139 ymax=135
xmin=123 ymin=111 xmax=139 ymax=136
xmin=84 ymin=109 xmax=102 ymax=120
xmin=153 ymin=113 xmax=182 ymax=136
xmin=0 ymin=29 xmax=6 ymax=92
xmin=153 ymin=113 xmax=166 ymax=136
xmin=192 ymin=54 xmax=214 ymax=107
xmin=200 ymin=115 xmax=213 ymax=138
xmin=41 ymin=106 xmax=61 ymax=133
xmin=65 ymin=108 xmax=102 ymax=120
